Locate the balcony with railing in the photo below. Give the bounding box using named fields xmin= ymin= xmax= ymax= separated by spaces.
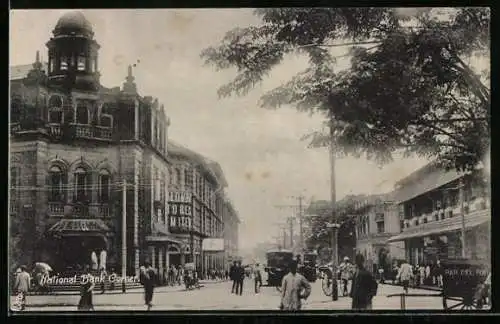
xmin=48 ymin=202 xmax=65 ymax=216
xmin=48 ymin=201 xmax=112 ymax=218
xmin=47 ymin=123 xmax=112 ymax=140
xmin=402 ymin=196 xmax=489 ymax=231
xmin=99 ymin=204 xmax=111 ymax=218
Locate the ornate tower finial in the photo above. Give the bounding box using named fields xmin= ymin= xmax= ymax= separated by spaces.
xmin=32 ymin=50 xmax=43 ymax=70
xmin=127 ymin=65 xmax=134 ymax=82
xmin=123 ymin=64 xmax=137 ymax=94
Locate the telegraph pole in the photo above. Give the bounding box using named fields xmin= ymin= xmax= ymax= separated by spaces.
xmin=328 ymin=117 xmax=339 ymax=301
xmin=298 ymin=195 xmax=304 ymax=253
xmin=288 ymin=217 xmax=294 ymax=248
xmin=275 ymin=194 xmax=307 ymax=254
xmin=121 ymin=180 xmax=127 ymax=293
xmin=283 ymin=228 xmax=288 ymax=249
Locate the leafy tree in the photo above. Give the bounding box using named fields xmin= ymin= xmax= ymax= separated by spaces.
xmin=201 ymin=8 xmax=490 ymax=172
xmin=304 ymin=196 xmax=364 ymax=262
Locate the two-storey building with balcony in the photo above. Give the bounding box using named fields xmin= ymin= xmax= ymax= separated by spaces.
xmin=166 ymin=141 xmax=229 ymax=274
xmin=9 ymin=11 xmax=172 ymax=276
xmin=354 ymin=193 xmax=405 ymax=273
xmin=388 ymin=162 xmax=490 ymax=266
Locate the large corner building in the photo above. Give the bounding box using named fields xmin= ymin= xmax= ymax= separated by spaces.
xmin=9 ymin=11 xmax=239 ymax=276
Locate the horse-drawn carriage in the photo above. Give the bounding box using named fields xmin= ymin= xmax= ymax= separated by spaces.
xmin=264 ymin=249 xmax=294 ymax=291
xmin=440 ymin=258 xmax=490 ymax=310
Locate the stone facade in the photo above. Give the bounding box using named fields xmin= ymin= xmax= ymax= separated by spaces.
xmin=354 ymin=193 xmax=404 ymax=273
xmin=9 ymin=11 xmax=171 ymax=276
xmin=165 ymin=141 xmax=237 ymax=276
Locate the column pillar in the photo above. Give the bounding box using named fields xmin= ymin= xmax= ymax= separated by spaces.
xmin=158 ymin=246 xmax=164 ymax=283
xmin=148 ymin=246 xmax=155 ymax=267
xmin=165 ymin=245 xmax=169 ymax=270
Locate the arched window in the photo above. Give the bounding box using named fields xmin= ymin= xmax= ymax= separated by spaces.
xmin=100 ymin=104 xmax=113 ymax=128
xmin=76 ymin=103 xmax=89 ymax=124
xmin=99 ymin=170 xmax=111 ymax=203
xmin=48 ymin=95 xmax=63 ymax=123
xmin=49 ymin=165 xmax=65 ymax=202
xmin=74 ymin=167 xmax=89 ymax=203
xmin=77 ymin=55 xmax=86 ymax=71
xmin=60 ymin=57 xmax=68 ymax=71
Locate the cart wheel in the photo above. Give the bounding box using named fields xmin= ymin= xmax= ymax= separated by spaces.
xmin=443 ymin=295 xmax=482 ymax=310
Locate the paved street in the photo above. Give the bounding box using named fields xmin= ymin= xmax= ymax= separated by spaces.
xmin=13 ymin=280 xmax=449 ymax=311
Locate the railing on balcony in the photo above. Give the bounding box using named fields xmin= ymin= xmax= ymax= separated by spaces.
xmin=48 ymin=202 xmax=65 ymax=216
xmin=99 ymin=204 xmax=110 ymax=218
xmin=48 ymin=124 xmax=62 ymax=137
xmin=73 ymin=204 xmax=89 ymax=217
xmin=403 ymin=196 xmax=490 ymax=230
xmin=47 ymin=123 xmax=112 ymax=140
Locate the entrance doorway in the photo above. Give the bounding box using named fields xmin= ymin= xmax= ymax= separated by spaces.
xmin=169 ymin=254 xmax=181 ymax=267
xmin=57 ymin=235 xmax=107 ymax=273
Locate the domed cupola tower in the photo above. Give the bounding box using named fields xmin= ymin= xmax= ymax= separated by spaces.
xmin=46 ymin=11 xmax=100 ymax=92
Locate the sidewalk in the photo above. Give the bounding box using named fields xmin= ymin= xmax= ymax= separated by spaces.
xmin=12 ymin=281 xmax=227 ymax=308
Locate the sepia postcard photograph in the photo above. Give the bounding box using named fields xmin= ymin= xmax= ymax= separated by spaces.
xmin=8 ymin=7 xmax=491 ymax=313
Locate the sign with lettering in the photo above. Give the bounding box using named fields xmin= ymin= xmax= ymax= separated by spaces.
xmin=169 ymin=216 xmax=192 ymax=231
xmin=168 ymin=191 xmax=192 ymax=204
xmin=168 ymin=191 xmax=193 ymax=233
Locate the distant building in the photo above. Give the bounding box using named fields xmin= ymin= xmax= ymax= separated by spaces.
xmin=388 ymin=162 xmax=490 ymax=265
xmin=223 ymin=197 xmax=240 ymax=269
xmin=166 ymin=141 xmax=235 ymax=274
xmin=353 ymin=193 xmax=405 ymax=273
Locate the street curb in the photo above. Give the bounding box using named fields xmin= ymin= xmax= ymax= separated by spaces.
xmin=382 ymin=282 xmax=443 ymax=292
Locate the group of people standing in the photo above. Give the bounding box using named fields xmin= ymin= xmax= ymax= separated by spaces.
xmin=229 ymin=261 xmax=246 ymax=295
xmin=393 ymin=259 xmax=444 ymax=293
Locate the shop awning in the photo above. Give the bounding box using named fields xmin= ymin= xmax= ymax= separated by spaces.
xmin=145 ymin=235 xmax=185 ymax=246
xmin=388 ymin=209 xmax=490 ymax=243
xmin=48 ymin=219 xmax=110 ymax=234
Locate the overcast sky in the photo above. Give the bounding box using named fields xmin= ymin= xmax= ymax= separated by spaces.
xmin=10 ymin=9 xmax=439 ymax=251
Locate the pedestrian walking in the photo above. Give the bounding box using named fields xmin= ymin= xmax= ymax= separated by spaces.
xmin=78 ymin=266 xmax=95 ymax=311
xmin=229 ymin=261 xmax=238 ymax=294
xmin=378 ymin=267 xmax=385 ymax=284
xmin=140 ymin=262 xmax=157 ymax=311
xmin=350 ymin=254 xmax=378 ymax=310
xmin=435 ymin=260 xmax=444 ymax=288
xmin=419 ymin=264 xmax=426 ymax=286
xmin=339 ymin=257 xmax=354 ymax=296
xmin=12 ymin=266 xmax=31 ymax=311
xmin=396 ymin=260 xmax=413 ymax=294
xmin=177 ymin=265 xmax=183 ymax=286
xmin=236 ymin=261 xmax=245 ymax=295
xmin=254 ymin=263 xmax=263 ymax=294
xmin=279 ymin=260 xmax=311 ymax=311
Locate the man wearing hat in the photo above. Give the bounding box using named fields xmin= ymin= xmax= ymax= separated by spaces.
xmin=339 ymin=256 xmax=354 ymax=296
